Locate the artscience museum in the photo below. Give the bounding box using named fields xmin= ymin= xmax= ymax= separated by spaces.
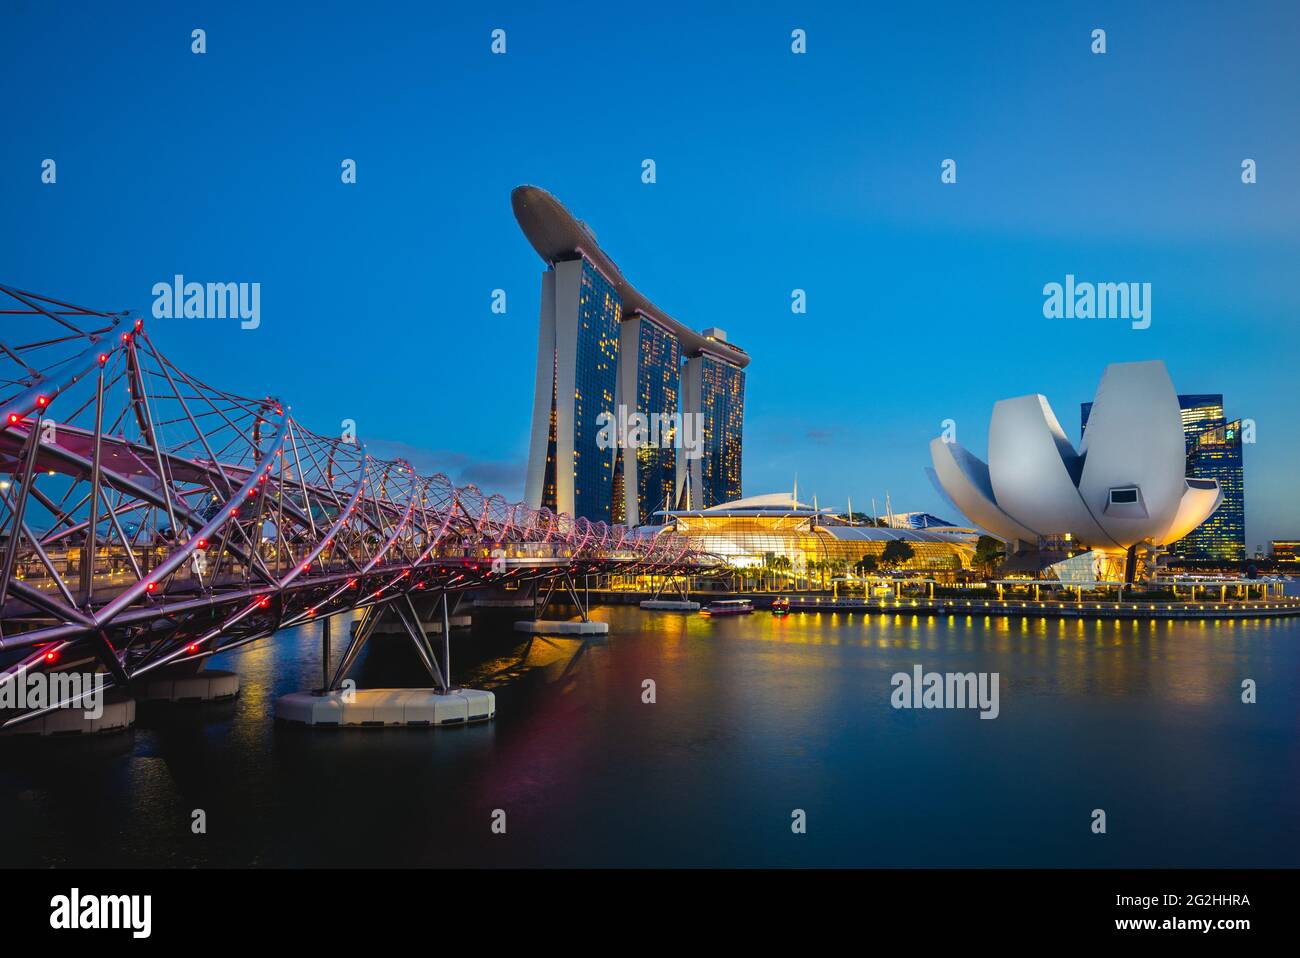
xmin=929 ymin=361 xmax=1223 ymax=582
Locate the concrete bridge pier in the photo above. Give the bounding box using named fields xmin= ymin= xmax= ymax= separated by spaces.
xmin=274 ymin=593 xmax=494 ymax=728
xmin=138 ymin=660 xmax=240 ymax=704
xmin=639 ymin=572 xmax=700 ymax=611
xmin=514 ymin=571 xmax=610 ymax=636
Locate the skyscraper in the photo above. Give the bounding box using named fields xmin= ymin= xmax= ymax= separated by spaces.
xmin=682 ymin=342 xmax=745 ymax=510
xmin=617 ymin=311 xmax=682 ymax=524
xmin=1181 ymin=418 xmax=1245 ymax=561
xmin=514 ymin=186 xmax=748 ymax=525
xmin=1082 ymin=392 xmax=1245 ymax=561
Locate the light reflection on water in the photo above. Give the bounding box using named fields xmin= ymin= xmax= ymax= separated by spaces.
xmin=1 ymin=606 xmax=1297 ymax=867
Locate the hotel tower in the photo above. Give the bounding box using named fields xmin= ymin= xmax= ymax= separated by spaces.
xmin=513 ymin=185 xmax=748 ymax=525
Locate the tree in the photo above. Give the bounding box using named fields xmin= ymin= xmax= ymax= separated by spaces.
xmin=973 ymin=535 xmax=1004 ymax=576
xmin=855 ymin=553 xmax=878 ymax=576
xmin=880 ymin=539 xmax=916 ymax=569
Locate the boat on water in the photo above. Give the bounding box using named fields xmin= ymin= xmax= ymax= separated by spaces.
xmin=701 ymin=599 xmax=753 ymax=616
xmin=770 ymin=597 xmax=791 ymax=615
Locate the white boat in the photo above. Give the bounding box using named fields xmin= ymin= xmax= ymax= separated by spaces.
xmin=701 ymin=599 xmax=753 ymax=616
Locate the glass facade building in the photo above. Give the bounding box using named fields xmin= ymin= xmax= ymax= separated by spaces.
xmin=1081 ymin=393 xmax=1245 ymax=561
xmin=570 ymin=261 xmax=621 ymax=521
xmin=692 ymin=356 xmax=746 ymax=509
xmin=1181 ymin=419 xmax=1245 ymax=561
xmin=527 ymin=257 xmax=622 ymax=524
xmin=630 ymin=316 xmax=681 ymax=524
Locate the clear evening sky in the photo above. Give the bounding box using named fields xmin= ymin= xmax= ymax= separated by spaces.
xmin=3 ymin=1 xmax=1297 ymax=547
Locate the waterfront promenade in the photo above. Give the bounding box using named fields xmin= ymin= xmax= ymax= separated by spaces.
xmin=590 ymin=588 xmax=1300 ymax=620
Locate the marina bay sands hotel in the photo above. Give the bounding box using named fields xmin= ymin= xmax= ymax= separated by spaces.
xmin=513 ymin=186 xmax=748 ymax=526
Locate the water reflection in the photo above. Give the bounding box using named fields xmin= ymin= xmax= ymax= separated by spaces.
xmin=0 ymin=606 xmax=1296 ymax=868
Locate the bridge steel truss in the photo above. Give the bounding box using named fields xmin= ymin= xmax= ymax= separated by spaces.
xmin=0 ymin=286 xmax=716 ymax=727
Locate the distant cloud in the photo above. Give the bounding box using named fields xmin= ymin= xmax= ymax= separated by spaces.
xmin=363 ymin=437 xmax=525 ymax=498
xmin=805 ymin=428 xmax=834 ymax=445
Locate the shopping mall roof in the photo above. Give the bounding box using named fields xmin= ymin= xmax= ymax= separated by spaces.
xmin=657 ymin=492 xmax=978 ymax=542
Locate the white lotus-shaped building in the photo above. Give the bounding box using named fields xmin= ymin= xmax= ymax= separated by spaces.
xmin=929 ymin=361 xmax=1222 ymax=554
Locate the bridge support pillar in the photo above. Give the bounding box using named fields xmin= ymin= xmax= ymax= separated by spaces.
xmin=0 ymin=695 xmax=136 ymax=737
xmin=642 ymin=573 xmax=697 ymax=610
xmin=277 ymin=595 xmax=495 ymax=728
xmin=138 ymin=666 xmax=239 ymax=704
xmin=319 ymin=614 xmax=330 ymax=694
xmin=533 ymin=572 xmax=592 ymax=622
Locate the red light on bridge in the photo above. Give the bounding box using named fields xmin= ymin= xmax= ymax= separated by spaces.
xmin=121 ymin=332 xmax=131 ymax=342
xmin=43 ymin=650 xmax=58 ymax=663
xmin=347 ymin=578 xmax=357 ymax=588
xmin=187 ymin=643 xmax=199 ymax=654
xmin=230 ymin=509 xmax=239 ymax=517
xmin=257 ymin=596 xmax=270 ymax=608
xmin=197 ymin=538 xmax=208 ymax=549
xmin=146 ymin=581 xmax=157 ymax=593
xmin=134 ymin=319 xmax=143 ymax=331
xmin=35 ymin=395 xmax=49 ymax=408
xmin=6 ymin=413 xmax=19 ymax=425
xmin=98 ymin=353 xmax=109 ymax=365
xmin=307 ymin=607 xmax=316 ymax=616
xmin=301 ymin=562 xmax=310 ymax=572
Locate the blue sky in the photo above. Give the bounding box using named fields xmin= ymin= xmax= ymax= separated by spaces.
xmin=3 ymin=1 xmax=1297 ymax=546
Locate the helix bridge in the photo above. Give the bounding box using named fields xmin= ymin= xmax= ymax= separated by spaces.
xmin=0 ymin=285 xmax=717 ymax=728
